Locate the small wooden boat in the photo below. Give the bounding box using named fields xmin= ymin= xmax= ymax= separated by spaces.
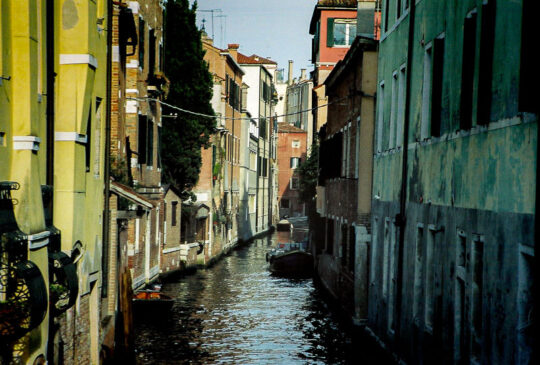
xmin=266 ymin=242 xmax=313 ymax=277
xmin=276 ymin=219 xmax=292 ymax=232
xmin=132 ymin=290 xmax=174 ymax=314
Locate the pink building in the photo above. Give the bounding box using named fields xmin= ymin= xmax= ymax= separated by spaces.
xmin=277 ymin=123 xmax=308 ymax=218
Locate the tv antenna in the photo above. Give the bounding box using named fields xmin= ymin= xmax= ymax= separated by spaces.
xmin=198 ymin=9 xmax=222 ymax=40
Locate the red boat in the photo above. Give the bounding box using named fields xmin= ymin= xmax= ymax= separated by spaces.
xmin=132 ymin=290 xmax=174 ymax=314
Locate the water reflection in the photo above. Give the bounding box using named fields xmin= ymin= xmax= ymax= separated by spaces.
xmin=134 ymin=233 xmax=394 ymax=364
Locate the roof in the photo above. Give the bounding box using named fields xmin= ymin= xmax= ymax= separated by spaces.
xmin=237 ymin=52 xmax=277 ymax=65
xmin=278 ymin=123 xmax=308 ymax=133
xmin=317 ymin=0 xmax=357 ymax=6
xmin=310 ymin=0 xmax=357 ymax=34
xmin=110 ymin=181 xmax=155 ymax=209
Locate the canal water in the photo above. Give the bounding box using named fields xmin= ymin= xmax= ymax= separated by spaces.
xmin=134 ymin=232 xmax=394 ymax=364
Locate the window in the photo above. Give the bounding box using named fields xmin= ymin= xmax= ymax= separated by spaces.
xmin=389 ymin=72 xmax=398 ymax=149
xmin=341 ymin=128 xmax=347 ymax=175
xmin=517 ymin=243 xmax=534 ymax=364
xmin=94 ymin=98 xmax=103 ymax=175
xmin=159 ymin=43 xmax=164 ymax=72
xmin=327 ymin=18 xmax=357 ymax=47
xmin=292 ymin=139 xmax=300 ymax=148
xmin=431 ymin=36 xmax=445 ymax=137
xmin=388 ymin=221 xmax=397 ymax=332
xmin=424 ymin=227 xmax=436 ymax=331
xmin=370 ymin=217 xmax=378 ymax=285
xmin=421 ymin=35 xmax=445 ymax=139
xmin=157 ymin=125 xmax=162 ymax=169
xmin=171 ymin=201 xmax=178 ymax=226
xmin=396 ymin=66 xmax=406 ymax=147
xmin=280 ymin=199 xmax=289 ymax=208
xmin=382 ymin=218 xmax=390 ymax=298
xmin=263 ymin=157 xmax=268 ymax=176
xmin=355 ymin=118 xmax=360 ymax=178
xmin=340 ymin=224 xmax=348 ymax=266
xmin=348 ymin=225 xmax=355 ymax=271
xmin=377 ymin=82 xmax=385 ymax=151
xmin=397 ymin=0 xmax=409 ymax=19
xmin=477 ymin=0 xmax=496 ymax=124
xmin=259 ymin=118 xmax=267 ymax=139
xmin=290 ymin=177 xmax=299 ymax=190
xmin=413 ymin=224 xmax=424 ymax=323
xmin=249 ymin=195 xmax=256 ymax=213
xmin=519 ymin=0 xmax=539 ymax=113
xmin=384 ymin=0 xmax=390 ymax=32
xmin=460 ymin=11 xmax=477 ymax=130
xmin=138 ymin=114 xmax=147 ymax=164
xmin=470 ymin=235 xmax=484 ymax=360
xmin=149 ymin=29 xmax=156 ymax=75
xmin=147 ymin=119 xmax=154 ymax=167
xmin=326 ymin=218 xmax=334 ymax=255
xmin=138 ymin=17 xmax=145 ymax=69
xmin=85 ymin=107 xmax=92 ymax=172
xmin=290 ymin=157 xmax=300 ymax=169
xmin=421 ymin=44 xmax=433 ymax=140
xmin=455 ymin=230 xmax=467 ymax=363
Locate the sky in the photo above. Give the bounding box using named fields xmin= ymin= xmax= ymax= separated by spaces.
xmin=189 ymin=0 xmax=317 ymax=79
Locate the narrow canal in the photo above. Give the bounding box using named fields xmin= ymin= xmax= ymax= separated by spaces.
xmin=134 ymin=232 xmax=394 ymax=364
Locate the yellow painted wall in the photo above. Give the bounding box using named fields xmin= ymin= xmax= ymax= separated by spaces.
xmin=1 ymin=0 xmax=50 ymax=362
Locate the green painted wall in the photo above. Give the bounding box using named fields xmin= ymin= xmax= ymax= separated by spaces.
xmin=374 ymin=0 xmax=536 ymax=214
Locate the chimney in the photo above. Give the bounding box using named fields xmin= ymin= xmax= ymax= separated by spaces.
xmin=288 ymin=60 xmax=294 ymax=86
xmin=357 ymin=1 xmax=376 ymax=39
xmin=300 ymin=69 xmax=307 ymax=81
xmin=227 ymin=43 xmax=239 ymax=61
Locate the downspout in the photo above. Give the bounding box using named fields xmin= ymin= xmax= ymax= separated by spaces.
xmin=395 ymin=0 xmax=415 ymax=342
xmin=102 ymin=0 xmax=113 ymax=298
xmin=46 ymin=1 xmax=55 ymax=362
xmin=46 ymin=0 xmax=55 ymax=187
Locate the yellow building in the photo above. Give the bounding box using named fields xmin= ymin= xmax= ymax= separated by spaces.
xmin=1 ymin=0 xmax=108 ymax=363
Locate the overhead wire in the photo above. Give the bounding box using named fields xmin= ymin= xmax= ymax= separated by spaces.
xmin=126 ymin=95 xmax=349 ymax=122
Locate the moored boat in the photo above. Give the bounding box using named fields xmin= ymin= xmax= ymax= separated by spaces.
xmin=276 ymin=219 xmax=292 ymax=232
xmin=132 ymin=290 xmax=174 ymax=315
xmin=266 ymin=242 xmax=313 ymax=277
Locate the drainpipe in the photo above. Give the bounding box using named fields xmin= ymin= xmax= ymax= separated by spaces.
xmin=101 ymin=0 xmax=113 ymax=298
xmin=46 ymin=1 xmax=55 ymax=362
xmin=46 ymin=0 xmax=55 ymax=187
xmin=395 ymin=0 xmax=416 ymax=343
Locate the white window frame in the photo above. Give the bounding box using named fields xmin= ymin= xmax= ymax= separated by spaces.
xmin=333 ymin=19 xmax=357 ymax=47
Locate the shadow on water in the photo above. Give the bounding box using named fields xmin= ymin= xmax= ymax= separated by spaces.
xmin=134 ymin=232 xmax=395 ymax=364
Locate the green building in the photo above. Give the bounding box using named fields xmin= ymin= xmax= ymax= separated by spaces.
xmin=369 ymin=0 xmax=536 ymax=363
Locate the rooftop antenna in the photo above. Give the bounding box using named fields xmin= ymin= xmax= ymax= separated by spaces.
xmin=216 ymin=14 xmax=227 ymax=49
xmin=198 ymin=9 xmax=222 ymax=40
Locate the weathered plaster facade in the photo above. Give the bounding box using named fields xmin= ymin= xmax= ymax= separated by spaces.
xmin=369 ymin=1 xmax=537 ymax=363
xmin=315 ymin=35 xmax=378 ymax=323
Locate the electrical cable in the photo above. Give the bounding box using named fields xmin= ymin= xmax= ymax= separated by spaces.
xmin=126 ymin=95 xmax=348 ymax=122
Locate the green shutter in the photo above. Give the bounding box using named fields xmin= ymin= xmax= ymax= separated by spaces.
xmin=327 ymin=18 xmax=334 ymax=47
